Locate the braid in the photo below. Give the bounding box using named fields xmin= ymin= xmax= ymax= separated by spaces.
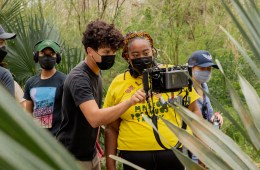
xmin=122 ymin=32 xmax=154 ymax=60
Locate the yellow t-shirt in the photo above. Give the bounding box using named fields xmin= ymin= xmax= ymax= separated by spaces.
xmin=104 ymin=71 xmax=199 ymax=151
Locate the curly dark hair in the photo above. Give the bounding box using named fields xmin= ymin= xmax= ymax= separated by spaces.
xmin=82 ymin=20 xmax=124 ymax=51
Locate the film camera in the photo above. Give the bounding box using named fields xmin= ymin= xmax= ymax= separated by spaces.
xmin=142 ymin=65 xmax=192 ymax=93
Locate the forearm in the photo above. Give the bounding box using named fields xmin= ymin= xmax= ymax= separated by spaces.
xmin=81 ymin=89 xmax=146 ymax=128
xmin=105 ymin=123 xmax=119 ymax=170
xmin=24 ymin=100 xmax=33 ymax=114
xmin=98 ymin=99 xmax=132 ymax=126
xmin=81 ymin=99 xmax=131 ymax=128
xmin=188 ymin=101 xmax=202 ymax=117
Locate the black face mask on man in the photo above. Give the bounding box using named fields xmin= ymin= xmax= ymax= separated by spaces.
xmin=131 ymin=56 xmax=153 ymax=75
xmin=0 ymin=46 xmax=7 ymax=63
xmin=38 ymin=56 xmax=56 ymax=70
xmin=96 ymin=55 xmax=115 ymax=70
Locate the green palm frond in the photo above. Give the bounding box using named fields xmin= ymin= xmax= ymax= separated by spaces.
xmin=0 ymin=0 xmax=23 ymax=24
xmin=57 ymin=46 xmax=85 ymax=74
xmin=0 ymin=85 xmax=82 ymax=170
xmin=3 ymin=13 xmax=84 ymax=84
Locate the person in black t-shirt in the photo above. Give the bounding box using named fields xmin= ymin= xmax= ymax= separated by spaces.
xmin=56 ymin=20 xmax=146 ymax=170
xmin=23 ymin=40 xmax=66 ymax=136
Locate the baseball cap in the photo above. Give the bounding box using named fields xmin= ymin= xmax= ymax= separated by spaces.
xmin=0 ymin=25 xmax=16 ymax=40
xmin=188 ymin=50 xmax=218 ymax=69
xmin=35 ymin=40 xmax=61 ymax=53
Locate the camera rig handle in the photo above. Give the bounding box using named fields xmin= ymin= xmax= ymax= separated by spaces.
xmin=143 ymin=69 xmax=150 ymax=100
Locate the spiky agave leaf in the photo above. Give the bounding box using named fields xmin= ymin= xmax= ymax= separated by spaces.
xmin=216 ymin=60 xmax=260 ymax=150
xmin=169 ymin=103 xmax=258 ymax=170
xmin=238 ymin=74 xmax=260 ymax=133
xmin=0 ymin=84 xmax=82 ymax=170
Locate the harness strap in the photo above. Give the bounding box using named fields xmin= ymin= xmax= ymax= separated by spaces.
xmin=152 ymin=115 xmax=170 ymax=150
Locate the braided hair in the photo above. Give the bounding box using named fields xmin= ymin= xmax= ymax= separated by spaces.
xmin=122 ymin=31 xmax=156 ymax=78
xmin=122 ymin=32 xmax=154 ymax=61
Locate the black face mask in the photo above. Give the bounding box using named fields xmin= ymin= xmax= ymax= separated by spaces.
xmin=96 ymin=55 xmax=115 ymax=70
xmin=38 ymin=56 xmax=56 ymax=70
xmin=131 ymin=56 xmax=153 ymax=75
xmin=0 ymin=46 xmax=7 ymax=63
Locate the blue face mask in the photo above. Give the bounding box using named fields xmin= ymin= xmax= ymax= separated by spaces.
xmin=194 ymin=70 xmax=211 ymax=83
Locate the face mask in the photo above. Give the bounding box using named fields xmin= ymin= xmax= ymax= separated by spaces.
xmin=96 ymin=55 xmax=115 ymax=70
xmin=38 ymin=56 xmax=56 ymax=70
xmin=0 ymin=46 xmax=7 ymax=63
xmin=194 ymin=70 xmax=211 ymax=83
xmin=131 ymin=56 xmax=153 ymax=75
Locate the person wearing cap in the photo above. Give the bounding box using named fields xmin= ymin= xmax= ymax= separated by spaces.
xmin=188 ymin=50 xmax=223 ymax=166
xmin=188 ymin=50 xmax=223 ymax=125
xmin=23 ymin=39 xmax=66 ymax=136
xmin=0 ymin=25 xmax=16 ymax=96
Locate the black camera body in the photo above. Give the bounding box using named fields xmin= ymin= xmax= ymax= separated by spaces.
xmin=143 ymin=65 xmax=192 ymax=93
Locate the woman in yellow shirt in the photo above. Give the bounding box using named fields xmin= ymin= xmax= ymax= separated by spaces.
xmin=104 ymin=32 xmax=202 ymax=170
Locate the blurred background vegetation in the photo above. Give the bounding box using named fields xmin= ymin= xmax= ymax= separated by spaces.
xmin=0 ymin=0 xmax=260 ymax=168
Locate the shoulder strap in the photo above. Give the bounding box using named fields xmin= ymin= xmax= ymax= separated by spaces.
xmin=152 ymin=115 xmax=170 ymax=150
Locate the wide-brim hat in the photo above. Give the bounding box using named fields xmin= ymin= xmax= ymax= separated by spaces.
xmin=188 ymin=50 xmax=219 ymax=69
xmin=35 ymin=40 xmax=61 ymax=53
xmin=0 ymin=25 xmax=16 ymax=40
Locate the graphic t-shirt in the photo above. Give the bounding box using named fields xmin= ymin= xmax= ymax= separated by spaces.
xmin=24 ymin=71 xmax=66 ymax=136
xmin=104 ymin=71 xmax=199 ymax=151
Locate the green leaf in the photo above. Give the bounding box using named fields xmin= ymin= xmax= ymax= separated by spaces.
xmin=0 ymin=130 xmax=52 ymax=170
xmin=219 ymin=26 xmax=260 ymax=79
xmin=170 ymin=147 xmax=205 ymax=170
xmin=169 ymin=103 xmax=259 ymax=170
xmin=238 ymin=74 xmax=260 ymax=132
xmin=109 ymin=155 xmax=145 ymax=170
xmin=161 ymin=117 xmax=231 ymax=170
xmin=0 ymin=85 xmax=82 ymax=170
xmin=216 ymin=59 xmax=260 ymax=150
xmin=221 ymin=0 xmax=260 ymax=61
xmin=228 ymin=82 xmax=260 ymax=150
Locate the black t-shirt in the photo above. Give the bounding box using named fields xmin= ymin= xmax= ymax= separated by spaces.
xmin=0 ymin=67 xmax=14 ymax=96
xmin=56 ymin=61 xmax=102 ymax=161
xmin=24 ymin=71 xmax=66 ymax=136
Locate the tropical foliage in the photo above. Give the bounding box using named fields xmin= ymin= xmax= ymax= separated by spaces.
xmin=0 ymin=0 xmax=260 ymax=169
